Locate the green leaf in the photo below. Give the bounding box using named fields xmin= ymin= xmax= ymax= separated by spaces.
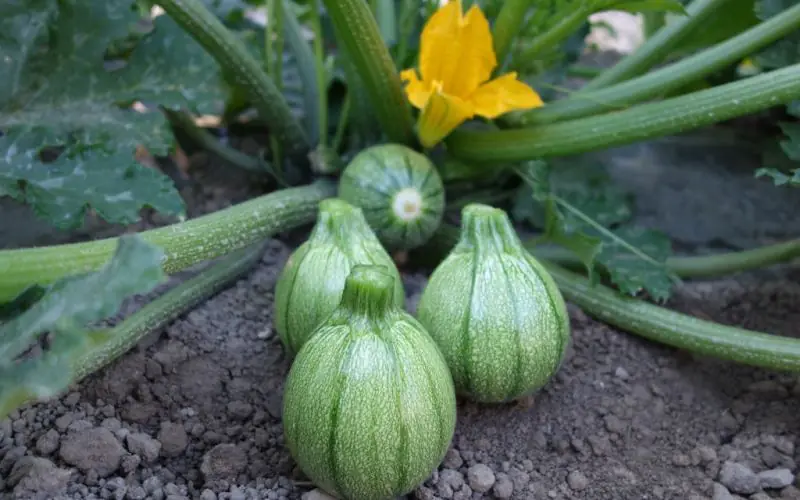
xmin=594 ymin=225 xmax=675 ymax=301
xmin=0 ymin=132 xmax=186 ymax=230
xmin=754 ymin=0 xmax=800 ymax=71
xmin=0 ymin=0 xmax=237 ymax=228
xmin=779 ymin=122 xmax=800 ymax=161
xmin=755 ymin=167 xmax=800 ymax=187
xmin=0 ymin=235 xmax=166 ymax=418
xmin=514 ymin=161 xmax=677 ymax=300
xmin=610 ymin=0 xmax=688 ymax=14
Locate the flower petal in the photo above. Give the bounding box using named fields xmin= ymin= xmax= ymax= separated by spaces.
xmin=419 ymin=0 xmax=496 ymax=99
xmin=468 ymin=72 xmax=544 ymax=119
xmin=416 ymin=89 xmax=474 ymax=148
xmin=400 ymin=69 xmax=432 ymax=110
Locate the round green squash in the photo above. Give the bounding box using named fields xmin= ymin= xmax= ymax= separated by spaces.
xmin=416 ymin=203 xmax=571 ymax=403
xmin=282 ymin=265 xmax=457 ymax=500
xmin=273 ymin=198 xmax=404 ymax=357
xmin=338 ymin=143 xmax=445 ymax=251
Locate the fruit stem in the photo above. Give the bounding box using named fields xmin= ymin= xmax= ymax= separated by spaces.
xmin=458 ymin=204 xmax=524 ymax=254
xmin=338 ymin=265 xmax=397 ymax=320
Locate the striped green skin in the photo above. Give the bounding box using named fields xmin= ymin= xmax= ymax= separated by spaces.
xmin=416 ymin=204 xmax=571 ymax=403
xmin=273 ymin=199 xmax=404 ymax=357
xmin=282 ymin=267 xmax=457 ymax=500
xmin=338 ymin=143 xmax=445 ymax=251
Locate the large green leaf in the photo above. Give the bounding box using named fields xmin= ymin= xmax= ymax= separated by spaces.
xmin=0 ymin=235 xmax=165 ymax=418
xmin=0 ymin=0 xmax=235 ymax=229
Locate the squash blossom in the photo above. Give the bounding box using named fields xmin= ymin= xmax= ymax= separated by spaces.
xmin=400 ymin=0 xmax=544 ymax=148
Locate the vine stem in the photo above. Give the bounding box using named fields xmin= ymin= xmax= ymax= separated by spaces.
xmin=164 ymin=109 xmax=262 ymax=172
xmin=1 ymin=243 xmax=265 ymax=418
xmin=491 ymin=0 xmax=532 ymax=67
xmin=513 ymin=6 xmax=590 ymax=67
xmin=155 ymin=0 xmax=309 ymax=162
xmin=0 ymin=181 xmax=337 ymax=303
xmin=446 ymin=63 xmax=800 ymax=163
xmin=545 ymin=263 xmax=800 ymax=371
xmin=73 ymin=243 xmax=265 ymax=380
xmin=320 ymin=0 xmax=416 ymax=146
xmin=581 ymin=0 xmax=733 ymax=91
xmin=528 ymin=239 xmax=800 ymax=278
xmin=513 ymin=3 xmax=800 ymax=126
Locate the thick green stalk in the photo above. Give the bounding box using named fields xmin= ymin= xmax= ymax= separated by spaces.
xmin=73 ymin=243 xmax=264 ymax=381
xmin=165 ymin=109 xmax=262 ymax=172
xmin=282 ymin=0 xmax=320 ymax=143
xmin=491 ymin=0 xmax=531 ymax=66
xmin=446 ymin=63 xmax=800 ymax=163
xmin=307 ymin=0 xmax=328 ymax=147
xmin=545 ymin=263 xmax=800 ymax=371
xmin=0 ymin=181 xmax=337 ymax=303
xmin=320 ymin=0 xmax=416 ymax=146
xmin=582 ymin=0 xmax=732 ymax=91
xmin=513 ymin=6 xmax=590 ymax=68
xmin=515 ymin=3 xmax=800 ymax=126
xmin=265 ymin=0 xmax=286 ymax=174
xmin=155 ymin=0 xmax=309 ymax=161
xmin=527 ymin=240 xmax=800 ymax=279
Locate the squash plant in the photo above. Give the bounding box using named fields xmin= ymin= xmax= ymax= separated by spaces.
xmin=1 ymin=0 xmax=800 ymax=448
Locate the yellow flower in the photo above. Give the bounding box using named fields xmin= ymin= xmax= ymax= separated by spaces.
xmin=400 ymin=0 xmax=544 ymax=148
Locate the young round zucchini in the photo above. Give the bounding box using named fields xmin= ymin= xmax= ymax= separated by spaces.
xmin=338 ymin=143 xmax=445 ymax=251
xmin=282 ymin=265 xmax=457 ymax=500
xmin=416 ymin=203 xmax=571 ymax=403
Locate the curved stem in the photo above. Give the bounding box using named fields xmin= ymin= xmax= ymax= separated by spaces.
xmin=514 ymin=3 xmax=800 ymax=126
xmin=74 ymin=243 xmax=264 ymax=380
xmin=513 ymin=6 xmax=590 ymax=67
xmin=446 ymin=63 xmax=800 ymax=163
xmin=545 ymin=263 xmax=800 ymax=371
xmin=528 ymin=239 xmax=800 ymax=278
xmin=165 ymin=109 xmax=262 ymax=172
xmin=307 ymin=0 xmax=328 ymax=147
xmin=320 ymin=0 xmax=416 ymax=146
xmin=491 ymin=0 xmax=532 ymax=67
xmin=582 ymin=0 xmax=732 ymax=91
xmin=0 ymin=181 xmax=337 ymax=303
xmin=156 ymin=0 xmax=310 ymax=162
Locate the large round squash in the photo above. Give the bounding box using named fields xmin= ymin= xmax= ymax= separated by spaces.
xmin=282 ymin=265 xmax=456 ymax=500
xmin=416 ymin=203 xmax=571 ymax=403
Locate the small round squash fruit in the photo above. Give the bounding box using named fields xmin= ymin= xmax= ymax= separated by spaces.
xmin=273 ymin=198 xmax=404 ymax=357
xmin=282 ymin=265 xmax=457 ymax=500
xmin=416 ymin=203 xmax=571 ymax=403
xmin=338 ymin=143 xmax=445 ymax=250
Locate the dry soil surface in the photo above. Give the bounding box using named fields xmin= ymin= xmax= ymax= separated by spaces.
xmin=3 ymin=129 xmax=800 ymax=500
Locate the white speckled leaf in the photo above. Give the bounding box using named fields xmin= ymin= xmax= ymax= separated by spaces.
xmin=0 ymin=131 xmax=185 ymax=230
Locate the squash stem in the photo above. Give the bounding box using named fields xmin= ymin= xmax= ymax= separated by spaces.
xmin=307 ymin=0 xmax=329 ymax=147
xmin=581 ymin=0 xmax=733 ymax=91
xmin=155 ymin=0 xmax=310 ymax=162
xmin=164 ymin=109 xmax=263 ymax=173
xmin=338 ymin=265 xmax=397 ymax=320
xmin=512 ymin=6 xmax=590 ymax=69
xmin=527 ymin=239 xmax=800 ymax=279
xmin=544 ymin=262 xmax=800 ymax=371
xmin=513 ymin=3 xmax=800 ymax=126
xmin=491 ymin=0 xmax=532 ymax=68
xmin=0 ymin=181 xmax=337 ymax=303
xmin=320 ymin=0 xmax=417 ymax=146
xmin=446 ymin=63 xmax=800 ymax=163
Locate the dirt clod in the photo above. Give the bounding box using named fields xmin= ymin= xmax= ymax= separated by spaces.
xmin=58 ymin=427 xmax=125 ymax=477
